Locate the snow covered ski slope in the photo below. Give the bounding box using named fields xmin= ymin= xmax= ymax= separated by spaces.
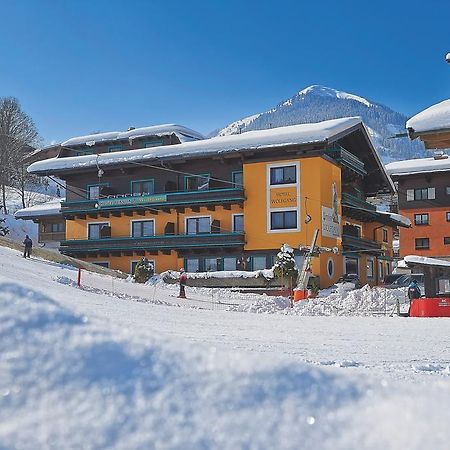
xmin=1 ymin=245 xmax=450 ymax=449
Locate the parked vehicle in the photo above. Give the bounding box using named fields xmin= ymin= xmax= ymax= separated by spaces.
xmin=333 ymin=273 xmax=363 ymax=291
xmin=383 ymin=274 xmax=404 ymax=286
xmin=385 ymin=273 xmax=424 ymax=290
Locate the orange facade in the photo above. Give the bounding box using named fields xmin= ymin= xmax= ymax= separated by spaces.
xmin=399 ymin=207 xmax=450 ymax=258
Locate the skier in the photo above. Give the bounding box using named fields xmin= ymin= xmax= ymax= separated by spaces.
xmin=178 ymin=268 xmax=187 ymax=299
xmin=23 ymin=235 xmax=33 ymax=258
xmin=407 ymin=279 xmax=421 ymax=316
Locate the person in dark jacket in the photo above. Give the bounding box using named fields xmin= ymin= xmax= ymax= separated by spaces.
xmin=407 ymin=279 xmax=421 ymax=316
xmin=23 ymin=235 xmax=33 ymax=258
xmin=178 ymin=268 xmax=187 ymax=299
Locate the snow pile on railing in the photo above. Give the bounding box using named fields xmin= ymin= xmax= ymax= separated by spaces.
xmin=229 ymin=285 xmax=408 ymax=316
xmin=161 ymin=268 xmax=274 ymax=281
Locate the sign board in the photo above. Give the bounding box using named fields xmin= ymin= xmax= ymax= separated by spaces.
xmin=321 ymin=206 xmax=341 ymax=239
xmin=98 ymin=194 xmax=167 ymax=208
xmin=269 ymin=186 xmax=298 ymax=208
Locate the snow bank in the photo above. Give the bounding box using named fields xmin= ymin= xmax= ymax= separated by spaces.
xmin=161 ymin=268 xmax=274 ymax=281
xmin=229 ymin=285 xmax=408 ymax=316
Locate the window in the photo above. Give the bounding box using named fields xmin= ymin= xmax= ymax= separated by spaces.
xmin=327 ymin=258 xmax=335 ymax=278
xmin=144 ymin=140 xmax=163 ymax=148
xmin=108 ymin=145 xmax=123 ymax=152
xmin=415 ymin=238 xmax=430 ymax=249
xmin=185 ymin=258 xmax=199 ymax=272
xmin=186 ymin=217 xmax=211 ymax=234
xmin=185 ymin=174 xmax=209 ymax=191
xmin=87 ymin=184 xmax=108 ymax=200
xmin=345 ymin=257 xmax=359 ymax=275
xmin=270 ymin=211 xmax=297 ymax=230
xmin=93 ymin=262 xmax=109 ymax=268
xmin=50 ymin=222 xmax=64 ymax=233
xmin=414 ymin=213 xmax=429 ymax=225
xmin=378 ymin=261 xmax=384 ymax=281
xmin=407 ymin=187 xmax=435 ymax=201
xmin=232 ymin=171 xmax=243 ymax=188
xmin=444 ymin=237 xmax=450 ymax=245
xmin=447 ymin=212 xmax=450 ymax=222
xmin=447 ymin=187 xmax=450 ymax=195
xmin=252 ymin=256 xmax=268 ymax=270
xmin=88 ymin=222 xmax=110 ymax=240
xmin=223 ymin=257 xmax=237 ymax=271
xmin=383 ymin=229 xmax=388 ymax=242
xmin=131 ymin=180 xmax=154 ymax=196
xmin=131 ymin=220 xmax=155 ymax=237
xmin=270 ymin=165 xmax=296 ymax=185
xmin=367 ymin=258 xmax=374 ymax=279
xmin=131 ymin=261 xmax=139 ymax=274
xmin=233 ymin=214 xmax=244 ymax=232
xmin=205 ymin=258 xmax=218 ymax=271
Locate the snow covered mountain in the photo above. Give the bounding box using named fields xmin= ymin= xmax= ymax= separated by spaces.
xmin=212 ymin=85 xmax=427 ymax=162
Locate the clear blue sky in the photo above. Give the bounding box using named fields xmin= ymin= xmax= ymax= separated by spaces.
xmin=1 ymin=0 xmax=449 ymax=144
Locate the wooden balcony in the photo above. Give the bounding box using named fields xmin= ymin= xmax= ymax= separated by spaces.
xmin=39 ymin=231 xmax=66 ymax=242
xmin=326 ymin=146 xmax=367 ymax=177
xmin=342 ymin=234 xmax=381 ymax=252
xmin=60 ymin=232 xmax=245 ymax=255
xmin=61 ymin=188 xmax=245 ymax=217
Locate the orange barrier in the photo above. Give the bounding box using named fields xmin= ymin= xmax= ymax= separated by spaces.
xmin=410 ymin=297 xmax=450 ymax=317
xmin=293 ymin=289 xmax=309 ymax=302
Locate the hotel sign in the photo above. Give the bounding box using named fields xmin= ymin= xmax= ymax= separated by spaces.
xmin=269 ymin=187 xmax=297 ymax=208
xmin=98 ymin=194 xmax=167 ymax=208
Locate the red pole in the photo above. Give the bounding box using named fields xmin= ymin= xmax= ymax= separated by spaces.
xmin=77 ymin=268 xmax=81 ymax=287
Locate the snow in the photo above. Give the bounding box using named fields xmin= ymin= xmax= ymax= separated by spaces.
xmin=406 ymin=99 xmax=450 ymax=133
xmin=385 ymin=155 xmax=450 ymax=176
xmin=61 ymin=124 xmax=204 ymax=147
xmin=28 ymin=117 xmax=363 ymax=175
xmin=15 ymin=198 xmax=63 ymax=218
xmin=375 ymin=210 xmax=411 ymax=227
xmin=297 ymin=85 xmax=373 ymax=107
xmin=162 ymin=268 xmax=274 ymax=280
xmin=217 ymin=113 xmax=262 ymax=136
xmin=3 ymin=244 xmax=450 ymax=449
xmin=404 ymin=254 xmax=450 ymax=268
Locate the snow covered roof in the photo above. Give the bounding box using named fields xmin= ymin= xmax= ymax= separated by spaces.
xmin=385 ymin=156 xmax=450 ymax=176
xmin=376 ymin=210 xmax=411 ymax=227
xmin=29 ymin=117 xmax=365 ymax=175
xmin=15 ymin=198 xmax=63 ymax=219
xmin=405 ymin=255 xmax=450 ymax=268
xmin=61 ymin=124 xmax=205 ymax=147
xmin=406 ymin=99 xmax=450 ymax=134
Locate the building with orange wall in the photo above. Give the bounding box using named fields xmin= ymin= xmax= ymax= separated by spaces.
xmin=386 ymin=156 xmax=450 ymax=261
xmin=27 ymin=117 xmax=407 ymax=287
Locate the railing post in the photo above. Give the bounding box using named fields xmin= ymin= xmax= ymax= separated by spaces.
xmin=77 ymin=268 xmax=82 ymax=287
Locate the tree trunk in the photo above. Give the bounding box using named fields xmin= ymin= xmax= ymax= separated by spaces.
xmin=1 ymin=183 xmax=7 ymax=214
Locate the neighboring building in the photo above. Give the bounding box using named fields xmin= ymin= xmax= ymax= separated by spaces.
xmin=406 ymin=99 xmax=450 ymax=149
xmin=28 ymin=117 xmax=408 ymax=287
xmin=386 ymin=155 xmax=450 ymax=260
xmin=15 ymin=199 xmax=65 ymax=248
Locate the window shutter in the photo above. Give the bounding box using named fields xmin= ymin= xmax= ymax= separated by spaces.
xmin=406 ymin=189 xmax=414 ymax=201
xmin=428 ymin=188 xmax=436 ymax=199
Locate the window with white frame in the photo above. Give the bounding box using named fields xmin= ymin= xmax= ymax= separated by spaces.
xmin=131 ymin=220 xmax=155 ymax=238
xmin=270 ymin=165 xmax=296 ymax=185
xmin=186 ymin=217 xmax=211 ymax=234
xmin=233 ymin=214 xmax=244 ymax=232
xmin=406 ymin=187 xmax=435 ymax=201
xmin=270 ymin=211 xmax=297 ymax=230
xmin=414 ymin=213 xmax=429 ymax=225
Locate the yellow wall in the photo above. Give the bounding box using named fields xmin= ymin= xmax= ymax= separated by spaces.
xmin=243 ymin=156 xmax=343 ymax=287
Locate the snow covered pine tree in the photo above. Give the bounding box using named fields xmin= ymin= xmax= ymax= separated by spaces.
xmin=0 ymin=218 xmax=9 ymax=236
xmin=133 ymin=257 xmax=154 ymax=283
xmin=273 ymin=244 xmax=298 ymax=289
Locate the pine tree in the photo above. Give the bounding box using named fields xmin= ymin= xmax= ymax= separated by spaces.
xmin=133 ymin=257 xmax=154 ymax=283
xmin=0 ymin=218 xmax=9 ymax=236
xmin=273 ymin=244 xmax=298 ymax=284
